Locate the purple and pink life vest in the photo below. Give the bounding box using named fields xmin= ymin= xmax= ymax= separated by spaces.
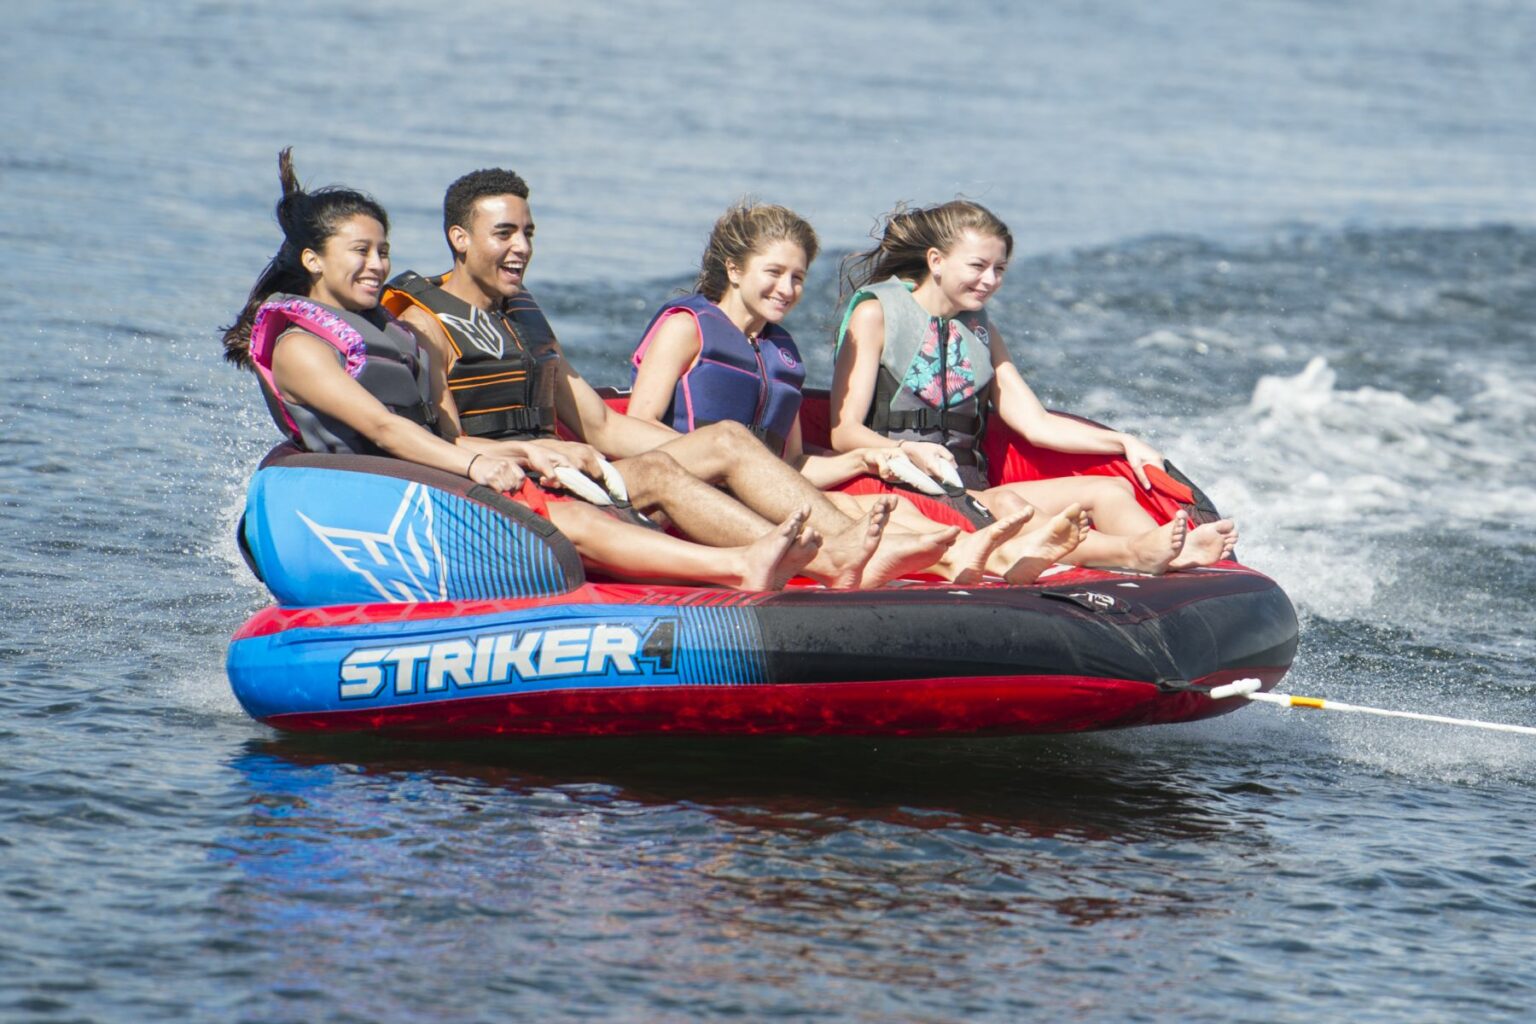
xmin=630 ymin=294 xmax=805 ymax=454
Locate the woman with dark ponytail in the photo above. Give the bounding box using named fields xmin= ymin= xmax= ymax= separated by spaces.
xmin=223 ymin=148 xmax=533 ymax=491
xmin=831 ymin=200 xmax=1238 ymax=574
xmin=225 ymin=151 xmax=822 ymax=591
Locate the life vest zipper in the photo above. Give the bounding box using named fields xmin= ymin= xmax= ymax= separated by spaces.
xmin=935 ymin=315 xmax=949 ymax=444
xmin=748 ymin=333 xmax=769 ymax=430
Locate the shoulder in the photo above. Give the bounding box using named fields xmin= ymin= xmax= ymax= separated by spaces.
xmin=398 ymin=304 xmax=451 ymax=348
xmin=844 ymin=295 xmax=886 ymax=338
xmin=650 ymin=306 xmax=705 ymax=349
xmin=274 ymin=325 xmax=329 ymax=351
xmin=271 ymin=327 xmax=345 ymax=374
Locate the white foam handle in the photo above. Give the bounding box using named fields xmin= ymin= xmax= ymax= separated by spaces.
xmin=551 ymin=466 xmax=613 ymax=506
xmin=886 ymin=453 xmax=945 ymax=496
xmin=596 ymin=458 xmax=630 ymax=503
xmin=931 ymin=459 xmax=965 ymax=491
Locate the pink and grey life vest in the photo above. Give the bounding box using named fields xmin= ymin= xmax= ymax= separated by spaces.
xmin=248 ymin=293 xmax=434 ymax=456
xmin=835 ymin=277 xmax=995 ymax=469
xmin=629 ymin=294 xmax=806 ymax=454
xmin=382 ymin=272 xmax=560 ymax=441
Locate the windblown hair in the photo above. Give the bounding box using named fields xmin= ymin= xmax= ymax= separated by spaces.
xmin=840 ymin=199 xmax=1013 ymax=297
xmin=221 ymin=148 xmax=390 ymax=369
xmin=442 ymin=168 xmax=531 ymax=256
xmin=694 ymin=200 xmax=820 ymax=302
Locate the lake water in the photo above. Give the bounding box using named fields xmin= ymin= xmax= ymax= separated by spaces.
xmin=3 ymin=1 xmax=1535 ymax=1020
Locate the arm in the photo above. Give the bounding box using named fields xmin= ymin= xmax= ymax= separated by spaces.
xmin=398 ymin=305 xmax=466 ymax=441
xmin=627 ymin=312 xmax=701 ymax=424
xmin=270 ymin=328 xmax=525 ymax=492
xmin=987 ymin=329 xmax=1164 ymax=486
xmin=403 ymin=305 xmax=608 ymax=479
xmin=784 ymin=416 xmax=897 ymax=490
xmin=552 ymin=349 xmax=681 ymax=458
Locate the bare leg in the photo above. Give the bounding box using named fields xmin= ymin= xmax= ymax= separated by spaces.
xmin=980 ymin=477 xmax=1208 ymax=574
xmin=634 ymin=431 xmax=948 ymax=586
xmin=993 ymin=504 xmax=1091 ymax=584
xmin=544 ymin=502 xmax=819 ymax=590
xmin=983 ymin=476 xmax=1152 ymax=534
xmin=970 ymin=486 xmax=1032 ymax=518
xmin=611 ymin=450 xmax=885 ymax=587
xmin=611 ymin=450 xmax=777 ymax=548
xmin=655 ymin=422 xmax=858 ymax=537
xmin=1170 ymin=518 xmax=1238 ymax=569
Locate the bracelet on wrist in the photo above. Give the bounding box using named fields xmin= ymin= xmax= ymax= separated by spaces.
xmin=466 ymin=453 xmax=482 ymax=477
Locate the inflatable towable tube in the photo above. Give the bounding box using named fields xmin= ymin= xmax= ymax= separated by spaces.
xmin=238 ymin=444 xmax=584 ymax=607
xmin=226 ymin=394 xmax=1298 ymax=738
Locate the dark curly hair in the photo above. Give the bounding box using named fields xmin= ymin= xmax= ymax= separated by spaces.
xmin=442 ymin=168 xmax=531 ymax=257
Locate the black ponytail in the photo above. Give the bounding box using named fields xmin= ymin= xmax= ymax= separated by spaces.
xmin=221 ymin=148 xmax=389 ymax=369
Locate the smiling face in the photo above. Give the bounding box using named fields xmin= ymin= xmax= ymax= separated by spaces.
xmin=725 ymin=238 xmax=808 ymax=334
xmin=450 ymin=194 xmax=535 ymax=305
xmin=925 ymin=230 xmax=1008 ymax=314
xmin=301 ymin=214 xmax=389 ymax=311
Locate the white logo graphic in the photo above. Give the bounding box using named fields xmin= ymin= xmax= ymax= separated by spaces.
xmin=297 ymin=483 xmax=448 ymax=603
xmin=437 ymin=306 xmax=505 ymax=359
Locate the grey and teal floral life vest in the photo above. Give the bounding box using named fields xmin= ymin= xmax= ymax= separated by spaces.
xmin=836 ymin=277 xmax=995 ymax=466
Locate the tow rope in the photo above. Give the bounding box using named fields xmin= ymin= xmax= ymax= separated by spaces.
xmin=1209 ymin=679 xmax=1536 ymax=737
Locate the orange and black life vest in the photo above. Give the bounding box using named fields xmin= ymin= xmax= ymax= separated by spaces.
xmin=383 ymin=271 xmax=560 ymax=440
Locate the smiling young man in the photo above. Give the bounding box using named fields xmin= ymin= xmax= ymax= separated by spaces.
xmin=383 ymin=168 xmax=958 ymax=588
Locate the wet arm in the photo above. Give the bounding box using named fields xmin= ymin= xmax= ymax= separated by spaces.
xmin=785 ymin=417 xmax=886 ymax=489
xmin=552 ymin=352 xmax=681 ymax=458
xmin=627 ymin=313 xmax=701 ymax=424
xmin=988 ymin=331 xmax=1162 ymax=474
xmin=828 ymin=299 xmax=906 ymax=454
xmin=270 ymin=329 xmax=520 ymax=489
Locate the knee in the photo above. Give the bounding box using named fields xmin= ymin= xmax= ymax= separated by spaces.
xmin=618 ymin=451 xmax=685 ymax=505
xmin=698 ymin=420 xmax=759 ymax=457
xmin=547 ymin=502 xmax=600 ymax=548
xmin=1079 ymin=476 xmax=1135 ymax=510
xmin=1095 ymin=477 xmax=1136 ymax=499
xmin=624 ymin=450 xmax=684 ymax=482
xmin=981 ymin=489 xmax=1031 ymax=517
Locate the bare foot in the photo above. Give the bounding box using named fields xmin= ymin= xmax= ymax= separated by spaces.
xmin=941 ymin=508 xmax=1034 ymax=584
xmin=998 ymin=504 xmax=1091 ymax=584
xmin=738 ymin=506 xmax=822 ymax=591
xmin=860 ymin=524 xmax=961 ymax=589
xmin=1114 ymin=509 xmax=1188 ymax=574
xmin=811 ymin=497 xmax=892 ymax=589
xmin=1170 ymin=518 xmax=1238 ymax=570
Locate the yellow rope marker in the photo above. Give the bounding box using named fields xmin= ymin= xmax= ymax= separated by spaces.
xmin=1207 ymin=679 xmax=1536 ymax=737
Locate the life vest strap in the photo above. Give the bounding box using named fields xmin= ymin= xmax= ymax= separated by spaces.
xmin=461 ymin=405 xmax=557 ymax=439
xmin=882 ymin=408 xmax=984 ymax=436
